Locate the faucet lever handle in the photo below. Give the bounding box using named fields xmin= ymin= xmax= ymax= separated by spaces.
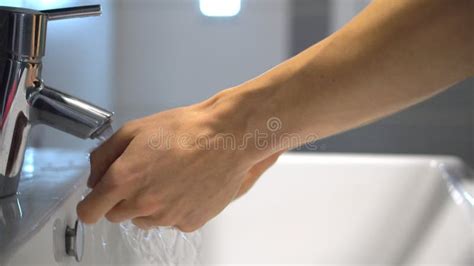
xmin=41 ymin=5 xmax=101 ymax=21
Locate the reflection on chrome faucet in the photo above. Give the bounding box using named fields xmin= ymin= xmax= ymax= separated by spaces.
xmin=0 ymin=5 xmax=113 ymax=198
xmin=0 ymin=194 xmax=23 ymax=264
xmin=0 ymin=195 xmax=22 ymax=229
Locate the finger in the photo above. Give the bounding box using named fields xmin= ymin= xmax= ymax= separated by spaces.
xmin=175 ymin=211 xmax=208 ymax=233
xmin=175 ymin=222 xmax=204 ymax=233
xmin=235 ymin=151 xmax=284 ymax=199
xmin=77 ymin=165 xmax=128 ymax=224
xmin=131 ymin=212 xmax=175 ymax=230
xmin=131 ymin=217 xmax=154 ymax=230
xmin=88 ymin=124 xmax=136 ymax=188
xmin=105 ymin=197 xmax=155 ymax=223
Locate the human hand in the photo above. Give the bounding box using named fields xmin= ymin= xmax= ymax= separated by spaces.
xmin=77 ymin=93 xmax=282 ymax=232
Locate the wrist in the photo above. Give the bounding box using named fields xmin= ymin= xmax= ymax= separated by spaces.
xmin=201 ymin=83 xmax=292 ymax=163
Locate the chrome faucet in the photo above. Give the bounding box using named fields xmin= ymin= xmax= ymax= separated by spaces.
xmin=0 ymin=5 xmax=113 ymax=198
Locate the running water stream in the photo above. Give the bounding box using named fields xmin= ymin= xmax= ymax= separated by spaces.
xmin=95 ymin=125 xmax=115 ymax=143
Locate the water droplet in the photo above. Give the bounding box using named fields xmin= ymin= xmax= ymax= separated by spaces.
xmin=96 ymin=126 xmax=114 ymax=143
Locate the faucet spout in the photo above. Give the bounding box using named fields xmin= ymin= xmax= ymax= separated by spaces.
xmin=29 ymin=82 xmax=113 ymax=140
xmin=0 ymin=4 xmax=110 ymax=198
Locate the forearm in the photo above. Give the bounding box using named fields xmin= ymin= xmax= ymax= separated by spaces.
xmin=209 ymin=0 xmax=473 ymax=160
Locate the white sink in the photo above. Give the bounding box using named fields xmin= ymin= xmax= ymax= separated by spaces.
xmin=1 ymin=150 xmax=472 ymax=265
xmin=200 ymin=153 xmax=473 ymax=265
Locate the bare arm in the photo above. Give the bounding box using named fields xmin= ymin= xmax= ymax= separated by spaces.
xmin=221 ymin=0 xmax=473 ymax=155
xmin=77 ymin=0 xmax=473 ymax=231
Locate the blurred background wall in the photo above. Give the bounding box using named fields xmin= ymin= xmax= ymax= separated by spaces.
xmin=5 ymin=0 xmax=472 ymax=165
xmin=112 ymin=0 xmax=290 ymax=124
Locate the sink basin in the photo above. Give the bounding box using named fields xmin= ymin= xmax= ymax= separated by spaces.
xmin=1 ymin=150 xmax=472 ymax=265
xmin=200 ymin=153 xmax=473 ymax=265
